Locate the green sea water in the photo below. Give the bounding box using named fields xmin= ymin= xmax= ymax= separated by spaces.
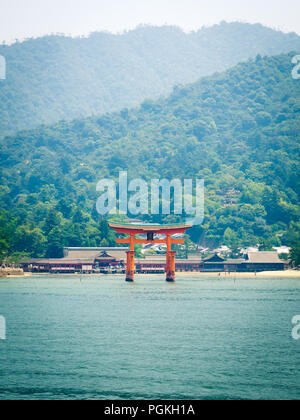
xmin=0 ymin=275 xmax=299 ymax=400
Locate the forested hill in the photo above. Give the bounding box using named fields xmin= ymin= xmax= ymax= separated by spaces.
xmin=0 ymin=52 xmax=299 ymax=259
xmin=0 ymin=22 xmax=300 ymax=137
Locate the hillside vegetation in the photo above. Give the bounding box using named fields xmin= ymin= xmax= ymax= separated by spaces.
xmin=0 ymin=53 xmax=299 ymax=260
xmin=0 ymin=22 xmax=300 ymax=137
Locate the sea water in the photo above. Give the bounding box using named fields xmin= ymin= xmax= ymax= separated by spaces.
xmin=0 ymin=275 xmax=299 ymax=400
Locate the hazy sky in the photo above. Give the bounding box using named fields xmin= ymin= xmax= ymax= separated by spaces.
xmin=0 ymin=0 xmax=299 ymax=44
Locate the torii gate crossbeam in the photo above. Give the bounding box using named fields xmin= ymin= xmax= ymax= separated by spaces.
xmin=109 ymin=223 xmax=192 ymax=282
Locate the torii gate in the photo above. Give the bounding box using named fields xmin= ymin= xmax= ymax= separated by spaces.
xmin=109 ymin=223 xmax=192 ymax=282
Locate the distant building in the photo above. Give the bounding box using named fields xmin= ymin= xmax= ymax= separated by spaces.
xmin=213 ymin=245 xmax=231 ymax=255
xmin=201 ymin=254 xmax=246 ymax=272
xmin=273 ymin=246 xmax=291 ymax=255
xmin=21 ymin=248 xmax=127 ymax=273
xmin=136 ymin=252 xmax=287 ymax=273
xmin=21 ymin=249 xmax=288 ymax=274
xmin=241 ymin=247 xmax=259 ymax=254
xmin=135 ymin=258 xmax=203 ymax=274
xmin=243 ymin=252 xmax=287 ymax=272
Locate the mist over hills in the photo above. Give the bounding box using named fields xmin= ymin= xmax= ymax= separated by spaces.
xmin=0 ymin=53 xmax=299 ymax=257
xmin=0 ymin=21 xmax=300 ymax=137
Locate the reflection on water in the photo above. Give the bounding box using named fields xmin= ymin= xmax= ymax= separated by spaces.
xmin=0 ymin=275 xmax=299 ymax=400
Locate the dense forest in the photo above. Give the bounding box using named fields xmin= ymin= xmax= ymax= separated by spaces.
xmin=1 ymin=22 xmax=300 ymax=137
xmin=0 ymin=52 xmax=299 ymax=262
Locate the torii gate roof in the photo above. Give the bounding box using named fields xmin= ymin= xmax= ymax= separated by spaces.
xmin=109 ymin=223 xmax=192 ymax=235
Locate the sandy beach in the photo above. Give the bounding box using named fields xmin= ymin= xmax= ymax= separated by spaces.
xmin=0 ymin=268 xmax=24 ymax=277
xmin=175 ymin=270 xmax=300 ymax=278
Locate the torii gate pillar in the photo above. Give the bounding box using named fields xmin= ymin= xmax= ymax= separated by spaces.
xmin=126 ymin=251 xmax=135 ymax=282
xmin=166 ymin=233 xmax=176 ymax=282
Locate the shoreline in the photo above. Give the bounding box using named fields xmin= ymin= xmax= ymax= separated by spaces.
xmin=0 ymin=268 xmax=24 ymax=278
xmin=2 ymin=270 xmax=299 ymax=279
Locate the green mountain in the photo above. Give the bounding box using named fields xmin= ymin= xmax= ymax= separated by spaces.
xmin=0 ymin=22 xmax=300 ymax=137
xmin=0 ymin=53 xmax=300 ymax=259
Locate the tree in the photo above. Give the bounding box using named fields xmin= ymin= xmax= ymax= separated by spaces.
xmin=223 ymin=228 xmax=241 ymax=258
xmin=100 ymin=238 xmax=109 ymax=247
xmin=290 ymin=245 xmax=300 ymax=267
xmin=44 ymin=209 xmax=61 ymax=236
xmin=46 ymin=227 xmax=64 ymax=258
xmin=0 ymin=239 xmax=9 ymax=265
xmin=14 ymin=226 xmax=46 ymax=257
xmin=262 ymin=187 xmax=279 ymax=225
xmin=0 ymin=210 xmax=18 ymax=263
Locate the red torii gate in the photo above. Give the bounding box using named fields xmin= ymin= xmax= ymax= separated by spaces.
xmin=109 ymin=223 xmax=192 ymax=282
